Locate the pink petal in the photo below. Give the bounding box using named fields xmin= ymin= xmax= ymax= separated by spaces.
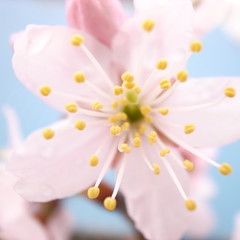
xmin=187 ymin=177 xmax=216 ymax=238
xmin=232 ymin=212 xmax=240 ymax=240
xmin=3 ymin=106 xmax=23 ymax=149
xmin=13 ymin=25 xmax=117 ymax=112
xmin=112 ymin=0 xmax=193 ymax=89
xmin=66 ymin=0 xmax=128 ymax=47
xmin=157 ymin=77 xmax=240 ymax=147
xmin=194 ymin=0 xmax=230 ymax=38
xmin=9 ymin=31 xmax=25 ymax=50
xmin=47 ymin=207 xmax=74 ymax=240
xmin=119 ymin=140 xmax=190 ymax=240
xmin=0 ymin=173 xmax=48 ymax=240
xmin=7 ymin=119 xmax=117 ymax=202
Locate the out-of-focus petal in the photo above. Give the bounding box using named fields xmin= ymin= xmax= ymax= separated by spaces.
xmin=12 ymin=25 xmax=117 ymax=112
xmin=3 ymin=106 xmax=23 ymax=149
xmin=157 ymin=77 xmax=240 ymax=147
xmin=10 ymin=31 xmax=25 ymax=50
xmin=194 ymin=0 xmax=229 ymax=38
xmin=112 ymin=0 xmax=193 ymax=89
xmin=66 ymin=0 xmax=128 ymax=47
xmin=119 ymin=140 xmax=189 ymax=240
xmin=7 ymin=119 xmax=117 ymax=202
xmin=232 ymin=212 xmax=240 ymax=240
xmin=47 ymin=206 xmax=74 ymax=240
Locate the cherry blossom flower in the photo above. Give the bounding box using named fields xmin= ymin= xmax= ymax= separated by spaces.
xmin=7 ymin=0 xmax=240 ymax=239
xmin=0 ymin=107 xmax=73 ymax=240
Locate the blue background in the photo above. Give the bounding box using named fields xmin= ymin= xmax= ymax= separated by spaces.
xmin=1 ymin=0 xmax=240 ymax=239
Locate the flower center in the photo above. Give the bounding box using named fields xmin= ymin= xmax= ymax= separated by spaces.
xmin=122 ymin=104 xmax=143 ymax=123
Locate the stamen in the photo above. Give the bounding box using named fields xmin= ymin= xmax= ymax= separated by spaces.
xmin=218 ymin=163 xmax=232 ymax=175
xmin=121 ymin=72 xmax=134 ymax=82
xmin=89 ymin=155 xmax=99 ymax=167
xmin=120 ymin=143 xmax=131 ymax=153
xmin=110 ymin=125 xmax=121 ymax=136
xmin=114 ymin=86 xmax=124 ymax=96
xmin=111 ymin=156 xmax=127 ymax=199
xmin=142 ymin=19 xmax=155 ymax=32
xmin=156 ymin=59 xmax=168 ymax=70
xmin=116 ymin=112 xmax=128 ymax=121
xmin=158 ymin=107 xmax=169 ymax=115
xmin=71 ymin=34 xmax=84 ymax=46
xmin=108 ymin=116 xmax=118 ymax=123
xmin=159 ymin=78 xmax=172 ymax=89
xmin=92 ymin=101 xmax=103 ymax=110
xmin=65 ymin=102 xmax=78 ymax=113
xmin=177 ymin=70 xmax=188 ymax=82
xmin=123 ymin=81 xmax=135 ymax=89
xmin=225 ymin=87 xmax=236 ymax=97
xmin=140 ymin=105 xmax=152 ymax=115
xmin=74 ymin=72 xmax=85 ymax=83
xmin=80 ymin=43 xmax=114 ymax=89
xmin=87 ymin=187 xmax=100 ymax=199
xmin=183 ymin=160 xmax=195 ymax=172
xmin=144 ymin=115 xmax=152 ymax=123
xmin=133 ymin=85 xmax=141 ymax=94
xmin=42 ymin=128 xmax=55 ymax=140
xmin=160 ymin=148 xmax=170 ymax=157
xmin=185 ymin=200 xmax=197 ymax=211
xmin=190 ymin=41 xmax=202 ymax=52
xmin=120 ymin=99 xmax=128 ymax=106
xmin=152 ymin=163 xmax=161 ymax=175
xmin=184 ymin=124 xmax=196 ymax=134
xmin=40 ymin=85 xmax=51 ymax=96
xmin=148 ymin=131 xmax=157 ymax=145
xmin=111 ymin=100 xmax=118 ymax=109
xmin=121 ymin=122 xmax=130 ymax=131
xmin=104 ymin=197 xmax=117 ymax=211
xmin=139 ymin=124 xmax=147 ymax=134
xmin=75 ymin=120 xmax=86 ymax=130
xmin=133 ymin=136 xmax=141 ymax=148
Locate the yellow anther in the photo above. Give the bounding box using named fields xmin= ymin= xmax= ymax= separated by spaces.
xmin=65 ymin=102 xmax=78 ymax=113
xmin=116 ymin=112 xmax=128 ymax=121
xmin=142 ymin=19 xmax=155 ymax=32
xmin=152 ymin=163 xmax=160 ymax=175
xmin=148 ymin=131 xmax=157 ymax=145
xmin=108 ymin=116 xmax=118 ymax=123
xmin=89 ymin=155 xmax=99 ymax=167
xmin=114 ymin=86 xmax=124 ymax=96
xmin=184 ymin=124 xmax=196 ymax=134
xmin=140 ymin=105 xmax=152 ymax=115
xmin=133 ymin=137 xmax=141 ymax=148
xmin=160 ymin=148 xmax=170 ymax=157
xmin=40 ymin=85 xmax=51 ymax=96
xmin=120 ymin=143 xmax=131 ymax=153
xmin=110 ymin=125 xmax=121 ymax=136
xmin=120 ymin=98 xmax=128 ymax=105
xmin=158 ymin=107 xmax=169 ymax=115
xmin=87 ymin=187 xmax=100 ymax=199
xmin=159 ymin=78 xmax=172 ymax=89
xmin=190 ymin=41 xmax=202 ymax=52
xmin=224 ymin=87 xmax=236 ymax=98
xmin=139 ymin=124 xmax=147 ymax=134
xmin=156 ymin=59 xmax=168 ymax=70
xmin=75 ymin=120 xmax=86 ymax=130
xmin=71 ymin=34 xmax=84 ymax=46
xmin=121 ymin=122 xmax=130 ymax=131
xmin=133 ymin=85 xmax=141 ymax=94
xmin=74 ymin=72 xmax=85 ymax=83
xmin=42 ymin=128 xmax=55 ymax=140
xmin=185 ymin=200 xmax=197 ymax=211
xmin=123 ymin=81 xmax=135 ymax=89
xmin=218 ymin=163 xmax=232 ymax=176
xmin=104 ymin=197 xmax=117 ymax=211
xmin=183 ymin=160 xmax=194 ymax=172
xmin=92 ymin=101 xmax=103 ymax=110
xmin=121 ymin=72 xmax=134 ymax=82
xmin=177 ymin=70 xmax=188 ymax=82
xmin=111 ymin=100 xmax=118 ymax=109
xmin=144 ymin=115 xmax=152 ymax=123
xmin=134 ymin=132 xmax=141 ymax=138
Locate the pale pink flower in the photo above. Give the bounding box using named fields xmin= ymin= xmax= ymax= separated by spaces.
xmin=8 ymin=0 xmax=240 ymax=239
xmin=1 ymin=107 xmax=73 ymax=240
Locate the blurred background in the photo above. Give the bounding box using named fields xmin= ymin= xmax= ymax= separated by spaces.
xmin=1 ymin=0 xmax=240 ymax=239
